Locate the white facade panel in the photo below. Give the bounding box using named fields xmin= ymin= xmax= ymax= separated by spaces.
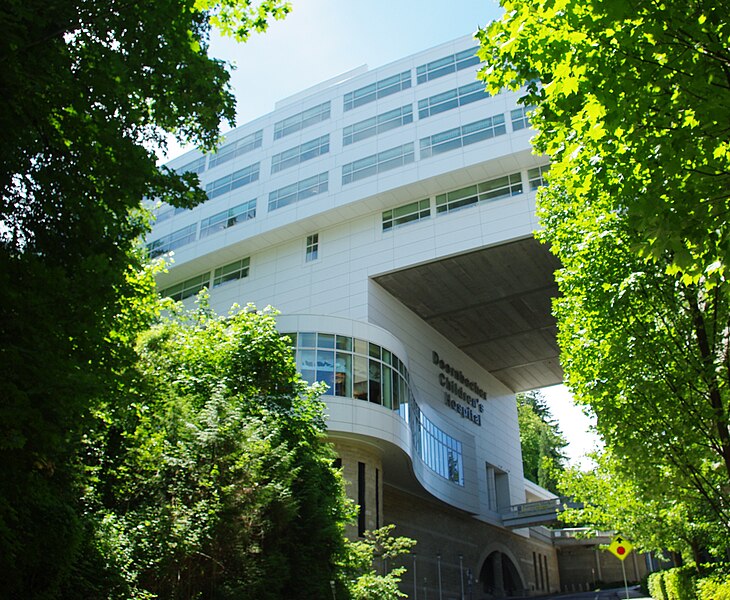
xmin=153 ymin=34 xmax=550 ymax=527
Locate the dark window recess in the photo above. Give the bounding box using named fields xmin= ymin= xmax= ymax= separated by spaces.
xmin=358 ymin=461 xmax=366 ymax=537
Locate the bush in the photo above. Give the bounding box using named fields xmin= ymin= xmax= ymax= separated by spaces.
xmin=696 ymin=573 xmax=730 ymax=600
xmin=664 ymin=567 xmax=697 ymax=600
xmin=649 ymin=567 xmax=699 ymax=600
xmin=649 ymin=571 xmax=667 ymax=600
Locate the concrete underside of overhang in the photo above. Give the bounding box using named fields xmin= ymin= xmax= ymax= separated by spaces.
xmin=373 ymin=236 xmax=563 ymax=393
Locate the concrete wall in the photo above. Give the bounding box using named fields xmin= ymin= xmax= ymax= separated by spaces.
xmin=556 ymin=540 xmax=652 ymax=592
xmin=384 ymin=485 xmax=560 ymax=599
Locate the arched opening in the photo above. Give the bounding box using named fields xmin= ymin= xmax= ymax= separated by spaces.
xmin=479 ymin=551 xmax=524 ymax=598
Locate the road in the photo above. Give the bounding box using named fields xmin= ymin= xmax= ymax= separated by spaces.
xmin=517 ymin=586 xmax=652 ymax=600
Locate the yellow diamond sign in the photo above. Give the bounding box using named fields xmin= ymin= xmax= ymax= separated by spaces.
xmin=608 ymin=535 xmax=633 ymax=561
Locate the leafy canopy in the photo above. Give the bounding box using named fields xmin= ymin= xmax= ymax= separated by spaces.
xmin=478 ymin=0 xmax=730 ymax=559
xmin=516 ymin=391 xmax=567 ymax=494
xmin=80 ymin=299 xmax=352 ymax=599
xmin=0 ymin=1 xmax=288 ymax=596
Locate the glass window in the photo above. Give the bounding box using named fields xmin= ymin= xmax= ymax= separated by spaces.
xmin=268 ymin=172 xmax=329 ymax=211
xmin=418 ymin=81 xmax=488 ymax=119
xmin=478 ymin=173 xmax=523 ymax=201
xmin=205 ymin=163 xmax=260 ymax=199
xmin=342 ymin=143 xmax=415 ymax=185
xmin=305 ymin=233 xmax=319 ymax=262
xmin=343 ymin=105 xmax=414 ymax=145
xmin=382 ymin=368 xmax=393 ymax=409
xmin=271 ymin=135 xmax=330 ymax=174
xmin=147 ymin=223 xmax=197 ymax=257
xmin=420 ymin=114 xmax=506 ymax=159
xmin=528 ymin=164 xmax=550 ymax=190
xmin=299 ymin=332 xmax=317 ymax=347
xmin=316 ymin=349 xmax=335 ymax=389
xmin=274 ymin=102 xmax=331 ymax=139
xmin=344 ymin=71 xmax=411 ymax=111
xmin=154 ymin=203 xmax=187 ymax=224
xmin=511 ymin=105 xmax=534 ymax=131
xmin=176 ymin=156 xmax=206 ymax=174
xmin=287 ymin=330 xmax=414 ymax=417
xmin=299 ymin=349 xmax=316 ymax=383
xmin=368 ymin=360 xmax=382 ymax=405
xmin=336 ymin=335 xmax=352 ymax=351
xmin=208 ymin=130 xmax=263 ymax=169
xmin=435 ymin=171 xmax=523 ymax=214
xmin=159 ymin=272 xmax=209 ymax=301
xmin=200 ymin=199 xmax=256 ymax=238
xmin=410 ymin=402 xmax=464 ymax=485
xmin=353 ymin=355 xmax=369 ymax=401
xmin=382 ymin=199 xmax=431 ymax=231
xmin=212 ymin=257 xmax=250 ymax=287
xmin=335 ymin=353 xmax=352 ymax=397
xmin=416 ymin=46 xmax=480 ymax=84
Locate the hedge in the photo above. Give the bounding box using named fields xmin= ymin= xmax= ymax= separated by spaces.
xmin=648 ymin=567 xmax=730 ymax=600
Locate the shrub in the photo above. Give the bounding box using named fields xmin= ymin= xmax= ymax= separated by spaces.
xmin=649 ymin=571 xmax=667 ymax=600
xmin=660 ymin=567 xmax=697 ymax=600
xmin=696 ymin=573 xmax=730 ymax=600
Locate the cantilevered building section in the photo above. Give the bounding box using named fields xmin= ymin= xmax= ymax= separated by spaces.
xmin=150 ymin=34 xmax=566 ymax=598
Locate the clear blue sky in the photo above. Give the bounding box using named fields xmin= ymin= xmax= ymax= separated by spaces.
xmin=204 ymin=0 xmax=504 ymax=136
xmin=166 ymin=0 xmax=601 ymax=468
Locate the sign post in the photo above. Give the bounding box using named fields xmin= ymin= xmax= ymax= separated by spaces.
xmin=607 ymin=535 xmax=634 ymax=600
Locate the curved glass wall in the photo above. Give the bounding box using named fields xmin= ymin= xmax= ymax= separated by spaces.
xmin=284 ymin=331 xmax=464 ymax=486
xmin=285 ymin=331 xmax=410 ymax=414
xmin=410 ymin=402 xmax=464 ymax=486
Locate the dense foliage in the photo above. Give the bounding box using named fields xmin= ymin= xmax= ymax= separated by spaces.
xmin=344 ymin=525 xmax=417 ymax=600
xmin=649 ymin=566 xmax=730 ymax=600
xmin=516 ymin=391 xmax=567 ymax=494
xmin=478 ymin=0 xmax=730 ymax=559
xmin=0 ymin=1 xmax=289 ymax=596
xmin=78 ymin=300 xmax=352 ymax=599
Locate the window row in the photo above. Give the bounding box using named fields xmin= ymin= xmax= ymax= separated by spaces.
xmin=172 ymin=48 xmax=486 ymax=177
xmin=342 ymin=143 xmax=415 ymax=185
xmin=158 ymin=257 xmax=250 ymax=300
xmin=286 ymin=331 xmax=465 ymax=487
xmin=150 ymin=165 xmax=544 ymax=260
xmin=268 ymin=172 xmax=329 ymax=211
xmin=148 ymin=224 xmax=197 ymax=258
xmin=381 ymin=165 xmax=549 ymax=230
xmin=436 ymin=172 xmax=523 ymax=214
xmin=209 ymin=130 xmax=263 ymax=170
xmin=205 ymin=162 xmax=260 ymax=200
xmin=274 ymin=101 xmax=331 ymax=140
xmin=410 ymin=401 xmax=465 ymax=485
xmin=149 ymin=199 xmax=256 ymax=256
xmin=418 ymin=81 xmax=488 ymax=119
xmin=271 ymin=134 xmax=330 ymax=174
xmin=342 ymin=79 xmax=491 ymax=148
xmin=420 ymin=113 xmax=506 ymax=159
xmin=286 ymin=332 xmax=412 ymax=412
xmin=417 ymin=46 xmax=481 ymax=84
xmin=344 ymin=71 xmax=412 ymax=111
xmin=199 ymin=199 xmax=257 ymax=239
xmin=343 ymin=105 xmax=414 ymax=146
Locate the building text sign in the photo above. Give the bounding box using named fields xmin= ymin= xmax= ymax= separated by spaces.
xmin=432 ymin=351 xmax=486 ymax=426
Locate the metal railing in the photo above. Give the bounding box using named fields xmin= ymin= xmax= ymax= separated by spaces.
xmin=501 ymin=496 xmax=583 ymax=528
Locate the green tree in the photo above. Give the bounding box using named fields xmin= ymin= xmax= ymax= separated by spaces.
xmin=516 ymin=391 xmax=567 ymax=494
xmin=559 ymin=449 xmax=725 ymax=564
xmin=477 ymin=0 xmax=730 ymax=557
xmin=344 ymin=525 xmax=417 ymax=600
xmin=81 ymin=300 xmax=352 ymax=599
xmin=0 ymin=1 xmax=289 ymax=596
